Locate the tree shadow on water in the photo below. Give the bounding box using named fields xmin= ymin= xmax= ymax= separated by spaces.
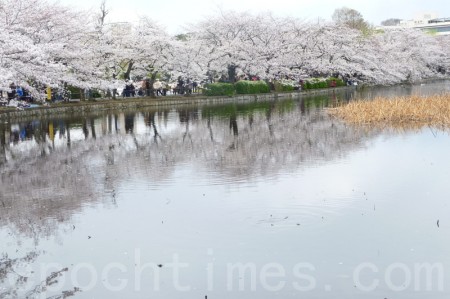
xmin=0 ymin=251 xmax=81 ymax=299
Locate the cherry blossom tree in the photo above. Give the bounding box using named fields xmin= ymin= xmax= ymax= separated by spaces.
xmin=186 ymin=10 xmax=256 ymax=82
xmin=92 ymin=15 xmax=175 ymax=97
xmin=436 ymin=35 xmax=450 ymax=73
xmin=1 ymin=2 xmax=449 ymax=97
xmin=185 ymin=9 xmax=449 ymax=85
xmin=169 ymin=34 xmax=210 ymax=83
xmin=0 ymin=0 xmax=103 ymax=98
xmin=231 ymin=14 xmax=303 ymax=80
xmin=369 ymin=28 xmax=448 ymax=83
xmin=129 ymin=17 xmax=174 ymax=95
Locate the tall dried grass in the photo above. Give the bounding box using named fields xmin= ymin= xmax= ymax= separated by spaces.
xmin=328 ymin=93 xmax=450 ymax=130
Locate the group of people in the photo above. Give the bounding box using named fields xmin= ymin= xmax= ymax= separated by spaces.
xmin=0 ymin=83 xmax=33 ymax=106
xmin=121 ymin=77 xmax=200 ymax=98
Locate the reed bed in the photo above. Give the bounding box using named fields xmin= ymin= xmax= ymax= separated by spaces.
xmin=328 ymin=93 xmax=450 ymax=130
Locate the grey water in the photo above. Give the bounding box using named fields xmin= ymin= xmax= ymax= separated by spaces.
xmin=1 ymin=80 xmax=450 ymax=299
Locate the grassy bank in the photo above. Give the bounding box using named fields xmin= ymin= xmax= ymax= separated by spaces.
xmin=328 ymin=93 xmax=450 ymax=130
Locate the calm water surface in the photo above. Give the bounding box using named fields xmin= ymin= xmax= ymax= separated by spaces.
xmin=1 ymin=81 xmax=450 ymax=298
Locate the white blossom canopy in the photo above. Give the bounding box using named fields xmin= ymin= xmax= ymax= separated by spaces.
xmin=0 ymin=1 xmax=449 ymax=98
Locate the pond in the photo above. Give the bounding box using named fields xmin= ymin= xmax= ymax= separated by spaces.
xmin=1 ymin=80 xmax=450 ymax=299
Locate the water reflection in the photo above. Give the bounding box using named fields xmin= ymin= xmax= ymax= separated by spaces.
xmin=354 ymin=79 xmax=450 ymax=100
xmin=1 ymin=81 xmax=449 ymax=299
xmin=1 ymin=81 xmax=442 ymax=240
xmin=0 ymin=96 xmax=376 ymax=235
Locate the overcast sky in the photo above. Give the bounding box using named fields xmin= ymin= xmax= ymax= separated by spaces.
xmin=58 ymin=0 xmax=450 ymax=33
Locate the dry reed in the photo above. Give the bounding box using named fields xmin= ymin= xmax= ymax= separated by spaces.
xmin=328 ymin=93 xmax=450 ymax=130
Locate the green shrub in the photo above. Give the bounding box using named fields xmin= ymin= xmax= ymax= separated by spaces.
xmin=92 ymin=89 xmax=102 ymax=98
xmin=303 ymin=77 xmax=344 ymax=90
xmin=274 ymin=80 xmax=295 ymax=92
xmin=303 ymin=79 xmax=326 ymax=90
xmin=235 ymin=80 xmax=270 ymax=94
xmin=66 ymin=85 xmax=83 ymax=99
xmin=317 ymin=81 xmax=328 ymax=89
xmin=303 ymin=81 xmax=312 ymax=90
xmin=203 ymin=83 xmax=235 ymax=96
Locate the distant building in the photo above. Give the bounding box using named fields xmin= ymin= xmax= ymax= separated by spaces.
xmin=399 ymin=12 xmax=438 ymax=27
xmin=381 ymin=12 xmax=450 ymax=35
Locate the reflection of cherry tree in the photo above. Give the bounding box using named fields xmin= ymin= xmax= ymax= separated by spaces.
xmin=143 ymin=111 xmax=162 ymax=144
xmin=6 ymin=99 xmax=379 ymax=187
xmin=1 ymin=252 xmax=80 ymax=299
xmin=0 ymin=151 xmax=103 ymax=240
xmin=1 ymin=98 xmax=380 ymax=209
xmin=0 ymin=99 xmax=382 ymax=298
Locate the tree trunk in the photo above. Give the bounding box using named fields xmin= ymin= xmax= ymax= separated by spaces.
xmin=147 ymin=72 xmax=158 ymax=98
xmin=79 ymin=88 xmax=85 ymax=101
xmin=228 ymin=65 xmax=237 ymax=83
xmin=123 ymin=61 xmax=134 ymax=80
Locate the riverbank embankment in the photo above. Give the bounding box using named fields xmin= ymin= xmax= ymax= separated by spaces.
xmin=0 ymin=87 xmax=349 ymax=122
